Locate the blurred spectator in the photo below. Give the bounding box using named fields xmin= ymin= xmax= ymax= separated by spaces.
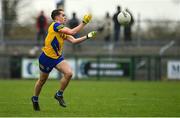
xmin=68 ymin=12 xmax=81 ymax=50
xmin=104 ymin=12 xmax=112 ymax=43
xmin=113 ymin=6 xmax=121 ymax=43
xmin=56 ymin=0 xmax=65 ymax=9
xmin=69 ymin=12 xmax=80 ymax=34
xmin=124 ymin=8 xmax=134 ymax=42
xmin=36 ymin=11 xmax=47 ymax=47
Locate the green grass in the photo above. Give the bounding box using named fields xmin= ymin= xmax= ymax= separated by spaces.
xmin=0 ymin=79 xmax=180 ymax=117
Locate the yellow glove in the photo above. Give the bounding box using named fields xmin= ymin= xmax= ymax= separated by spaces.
xmin=82 ymin=13 xmax=92 ymax=24
xmin=87 ymin=31 xmax=97 ymax=39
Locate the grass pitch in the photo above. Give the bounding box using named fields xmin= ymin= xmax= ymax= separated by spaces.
xmin=0 ymin=79 xmax=180 ymax=117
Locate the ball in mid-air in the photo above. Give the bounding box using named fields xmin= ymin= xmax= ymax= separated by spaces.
xmin=117 ymin=10 xmax=131 ymax=25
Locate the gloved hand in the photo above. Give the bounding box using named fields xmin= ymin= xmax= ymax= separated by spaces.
xmin=82 ymin=13 xmax=92 ymax=24
xmin=87 ymin=31 xmax=97 ymax=39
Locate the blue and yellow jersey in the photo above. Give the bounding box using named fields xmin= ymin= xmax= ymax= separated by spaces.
xmin=42 ymin=22 xmax=67 ymax=59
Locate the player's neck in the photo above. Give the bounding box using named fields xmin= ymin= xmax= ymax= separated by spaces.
xmin=54 ymin=20 xmax=61 ymax=23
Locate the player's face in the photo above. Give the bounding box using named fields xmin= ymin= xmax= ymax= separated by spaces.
xmin=58 ymin=11 xmax=67 ymax=24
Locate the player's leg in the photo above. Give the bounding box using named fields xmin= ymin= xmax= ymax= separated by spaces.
xmin=56 ymin=60 xmax=73 ymax=92
xmin=31 ymin=52 xmax=52 ymax=111
xmin=31 ymin=71 xmax=49 ymax=111
xmin=54 ymin=60 xmax=73 ymax=107
xmin=34 ymin=71 xmax=49 ymax=96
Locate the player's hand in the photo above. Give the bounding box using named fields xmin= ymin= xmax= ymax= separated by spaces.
xmin=87 ymin=31 xmax=97 ymax=39
xmin=82 ymin=13 xmax=92 ymax=24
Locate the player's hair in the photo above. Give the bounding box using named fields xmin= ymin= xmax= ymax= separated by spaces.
xmin=51 ymin=9 xmax=64 ymax=20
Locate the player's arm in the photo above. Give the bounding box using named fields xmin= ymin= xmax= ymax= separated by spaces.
xmin=59 ymin=13 xmax=92 ymax=35
xmin=59 ymin=23 xmax=85 ymax=35
xmin=65 ymin=31 xmax=97 ymax=44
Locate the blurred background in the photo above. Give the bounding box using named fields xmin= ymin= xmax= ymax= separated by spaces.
xmin=0 ymin=0 xmax=180 ymax=80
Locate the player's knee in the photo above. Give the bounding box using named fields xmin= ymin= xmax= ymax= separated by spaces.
xmin=38 ymin=78 xmax=46 ymax=85
xmin=65 ymin=70 xmax=73 ymax=79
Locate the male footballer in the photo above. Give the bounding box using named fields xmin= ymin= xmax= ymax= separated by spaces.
xmin=31 ymin=9 xmax=97 ymax=111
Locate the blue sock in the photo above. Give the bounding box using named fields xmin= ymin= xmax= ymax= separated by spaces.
xmin=56 ymin=90 xmax=63 ymax=96
xmin=32 ymin=96 xmax=38 ymax=102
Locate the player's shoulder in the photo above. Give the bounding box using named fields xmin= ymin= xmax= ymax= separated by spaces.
xmin=52 ymin=22 xmax=65 ymax=32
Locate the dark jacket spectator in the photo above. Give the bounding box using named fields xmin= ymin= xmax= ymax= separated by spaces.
xmin=124 ymin=8 xmax=134 ymax=42
xmin=113 ymin=6 xmax=121 ymax=42
xmin=68 ymin=12 xmax=81 ymax=50
xmin=68 ymin=12 xmax=80 ymax=38
xmin=104 ymin=12 xmax=112 ymax=43
xmin=36 ymin=11 xmax=47 ymax=47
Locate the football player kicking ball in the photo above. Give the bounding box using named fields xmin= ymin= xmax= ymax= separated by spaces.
xmin=31 ymin=9 xmax=97 ymax=111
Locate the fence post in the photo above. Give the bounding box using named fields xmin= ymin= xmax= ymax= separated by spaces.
xmin=159 ymin=57 xmax=162 ymax=80
xmin=158 ymin=56 xmax=162 ymax=80
xmin=147 ymin=56 xmax=151 ymax=81
xmin=130 ymin=56 xmax=135 ymax=80
xmin=74 ymin=55 xmax=78 ymax=79
xmin=96 ymin=55 xmax=100 ymax=80
xmin=154 ymin=56 xmax=162 ymax=80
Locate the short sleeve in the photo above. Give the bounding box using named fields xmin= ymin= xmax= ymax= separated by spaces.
xmin=53 ymin=22 xmax=64 ymax=32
